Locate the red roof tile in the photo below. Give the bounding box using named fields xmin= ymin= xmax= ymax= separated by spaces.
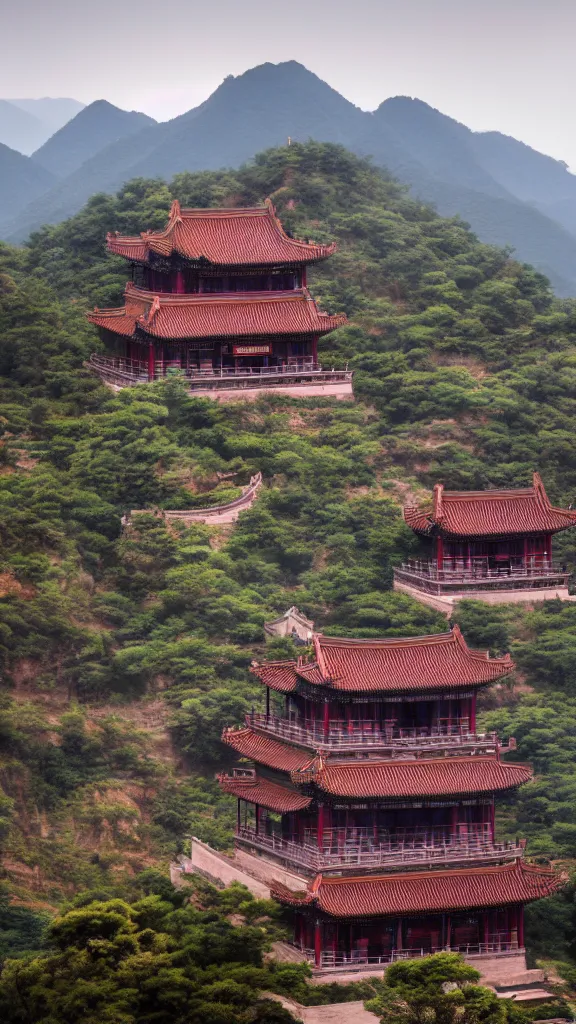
xmin=271 ymin=860 xmax=563 ymax=917
xmin=404 ymin=474 xmax=576 ymax=538
xmin=217 ymin=772 xmax=312 ymax=813
xmin=88 ymin=285 xmax=346 ymax=341
xmin=222 ymin=727 xmax=314 ymax=773
xmin=250 ymin=661 xmax=300 ymax=693
xmin=251 ymin=627 xmax=512 ymax=696
xmin=106 ymin=199 xmax=336 ymax=267
xmin=291 ymin=756 xmax=532 ymax=799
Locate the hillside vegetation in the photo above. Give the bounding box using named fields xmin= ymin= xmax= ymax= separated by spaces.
xmin=2 ymin=143 xmax=576 ymax=981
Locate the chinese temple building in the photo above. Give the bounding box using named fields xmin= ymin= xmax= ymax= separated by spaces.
xmin=217 ymin=628 xmax=562 ymax=977
xmin=395 ymin=474 xmax=576 ymax=612
xmin=86 ymin=200 xmax=352 ymax=398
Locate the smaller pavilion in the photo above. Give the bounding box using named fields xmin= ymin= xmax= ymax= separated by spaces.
xmin=395 ymin=473 xmax=576 ymax=612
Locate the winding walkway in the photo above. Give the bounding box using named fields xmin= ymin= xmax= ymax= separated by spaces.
xmin=126 ymin=472 xmax=262 ymax=526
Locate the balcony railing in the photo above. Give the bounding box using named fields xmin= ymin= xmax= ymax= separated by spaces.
xmin=246 ymin=713 xmax=509 ymax=755
xmin=237 ymin=825 xmax=524 ymax=872
xmin=298 ymin=943 xmax=524 ymax=970
xmin=394 ymin=559 xmax=571 ymax=595
xmin=87 ymin=354 xmax=353 ymax=391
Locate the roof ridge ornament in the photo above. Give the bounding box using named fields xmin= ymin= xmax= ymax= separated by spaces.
xmin=433 ymin=482 xmax=444 ymax=521
xmin=169 ymin=199 xmax=182 ymax=223
xmin=312 ymin=633 xmax=329 ymax=680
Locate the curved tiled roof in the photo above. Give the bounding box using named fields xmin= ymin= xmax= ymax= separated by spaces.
xmin=217 ymin=772 xmax=311 ymax=813
xmin=291 ymin=756 xmax=532 ymax=799
xmin=250 ymin=661 xmax=300 ymax=693
xmin=222 ymin=727 xmax=314 ymax=773
xmin=106 ymin=199 xmax=336 ymax=267
xmin=251 ymin=627 xmax=512 ymax=696
xmin=271 ymin=860 xmax=563 ymax=918
xmin=404 ymin=474 xmax=576 ymax=538
xmin=87 ymin=285 xmax=346 ymax=341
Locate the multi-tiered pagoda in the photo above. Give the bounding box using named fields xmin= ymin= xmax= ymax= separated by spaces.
xmin=87 ymin=200 xmax=351 ymax=397
xmin=218 ymin=628 xmax=561 ymax=975
xmin=394 ymin=474 xmax=576 ymax=612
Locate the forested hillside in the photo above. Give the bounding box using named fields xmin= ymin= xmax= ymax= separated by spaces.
xmin=2 ymin=142 xmax=576 ymax=986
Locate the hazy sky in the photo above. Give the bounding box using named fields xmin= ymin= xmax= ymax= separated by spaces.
xmin=1 ymin=0 xmax=575 ymax=166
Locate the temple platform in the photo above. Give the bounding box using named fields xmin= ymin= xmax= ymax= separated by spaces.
xmin=394 ymin=576 xmax=575 ymax=614
xmin=87 ymin=354 xmax=353 ymax=400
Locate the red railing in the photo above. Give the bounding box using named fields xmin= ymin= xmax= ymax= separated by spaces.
xmin=297 ymin=943 xmax=524 ymax=970
xmin=236 ymin=825 xmax=524 ymax=871
xmin=246 ymin=713 xmax=506 ymax=754
xmin=394 ymin=559 xmax=571 ymax=594
xmin=88 ymin=353 xmax=353 ymax=389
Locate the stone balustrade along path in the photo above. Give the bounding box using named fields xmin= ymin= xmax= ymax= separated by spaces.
xmin=124 ymin=472 xmax=262 ymax=526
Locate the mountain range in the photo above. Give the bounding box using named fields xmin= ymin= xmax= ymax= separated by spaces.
xmin=3 ymin=63 xmax=576 ymax=294
xmin=0 ymin=97 xmax=84 ymax=153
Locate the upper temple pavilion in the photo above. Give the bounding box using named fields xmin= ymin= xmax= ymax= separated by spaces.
xmin=86 ymin=199 xmax=352 ymax=399
xmin=394 ymin=473 xmax=576 ymax=612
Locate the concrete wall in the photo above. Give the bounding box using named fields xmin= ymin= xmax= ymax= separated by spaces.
xmin=188 ymin=838 xmax=270 ymax=897
xmin=189 ymin=381 xmax=354 ymax=402
xmin=234 ymin=845 xmax=307 ymax=890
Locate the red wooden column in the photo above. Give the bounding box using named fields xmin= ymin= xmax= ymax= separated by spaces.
xmin=483 ymin=911 xmax=490 ymax=948
xmin=317 ymin=804 xmax=325 ymax=850
xmin=314 ymin=920 xmax=322 ymax=967
xmin=346 ymin=703 xmax=353 ymax=735
xmin=546 ymin=533 xmax=552 ymax=564
xmin=518 ymin=904 xmax=525 ymax=948
xmin=523 ymin=535 xmax=529 ymax=569
xmin=174 ymin=270 xmax=185 ymax=294
xmin=396 ymin=918 xmax=403 ymax=952
xmin=323 ymin=700 xmax=330 ymax=740
xmin=510 ymin=905 xmax=518 ymax=949
xmin=445 ymin=914 xmax=452 ymax=950
xmin=148 ymin=342 xmax=155 ymax=381
xmin=312 ymin=334 xmax=318 ymax=365
xmin=470 ymin=692 xmax=477 ymax=733
xmin=436 ymin=535 xmax=444 ymax=570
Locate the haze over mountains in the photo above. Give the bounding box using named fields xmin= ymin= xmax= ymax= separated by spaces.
xmin=0 ymin=97 xmax=84 ymax=153
xmin=3 ymin=62 xmax=576 ymax=294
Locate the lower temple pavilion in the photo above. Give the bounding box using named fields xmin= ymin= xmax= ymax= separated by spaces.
xmin=218 ymin=628 xmax=562 ymax=974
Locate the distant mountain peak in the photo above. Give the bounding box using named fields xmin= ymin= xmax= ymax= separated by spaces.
xmin=31 ymin=101 xmax=157 ymax=179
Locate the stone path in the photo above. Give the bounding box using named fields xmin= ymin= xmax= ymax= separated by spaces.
xmin=262 ymin=993 xmax=378 ymax=1023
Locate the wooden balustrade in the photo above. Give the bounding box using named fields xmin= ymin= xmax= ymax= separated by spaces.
xmin=236 ymin=825 xmax=524 ymax=872
xmin=246 ymin=713 xmax=502 ymax=754
xmin=297 ymin=943 xmax=524 ymax=969
xmin=394 ymin=559 xmax=571 ymax=594
xmin=87 ymin=353 xmax=353 ymax=390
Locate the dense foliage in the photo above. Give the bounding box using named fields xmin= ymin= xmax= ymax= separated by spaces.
xmin=0 ymin=872 xmax=305 ymax=1023
xmin=365 ymin=953 xmax=567 ymax=1024
xmin=3 ymin=142 xmax=576 ymax=994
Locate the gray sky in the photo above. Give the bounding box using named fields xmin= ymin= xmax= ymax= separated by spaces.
xmin=1 ymin=0 xmax=574 ymax=166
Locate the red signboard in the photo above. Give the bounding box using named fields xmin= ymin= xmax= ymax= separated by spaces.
xmin=233 ymin=344 xmax=272 ymax=356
